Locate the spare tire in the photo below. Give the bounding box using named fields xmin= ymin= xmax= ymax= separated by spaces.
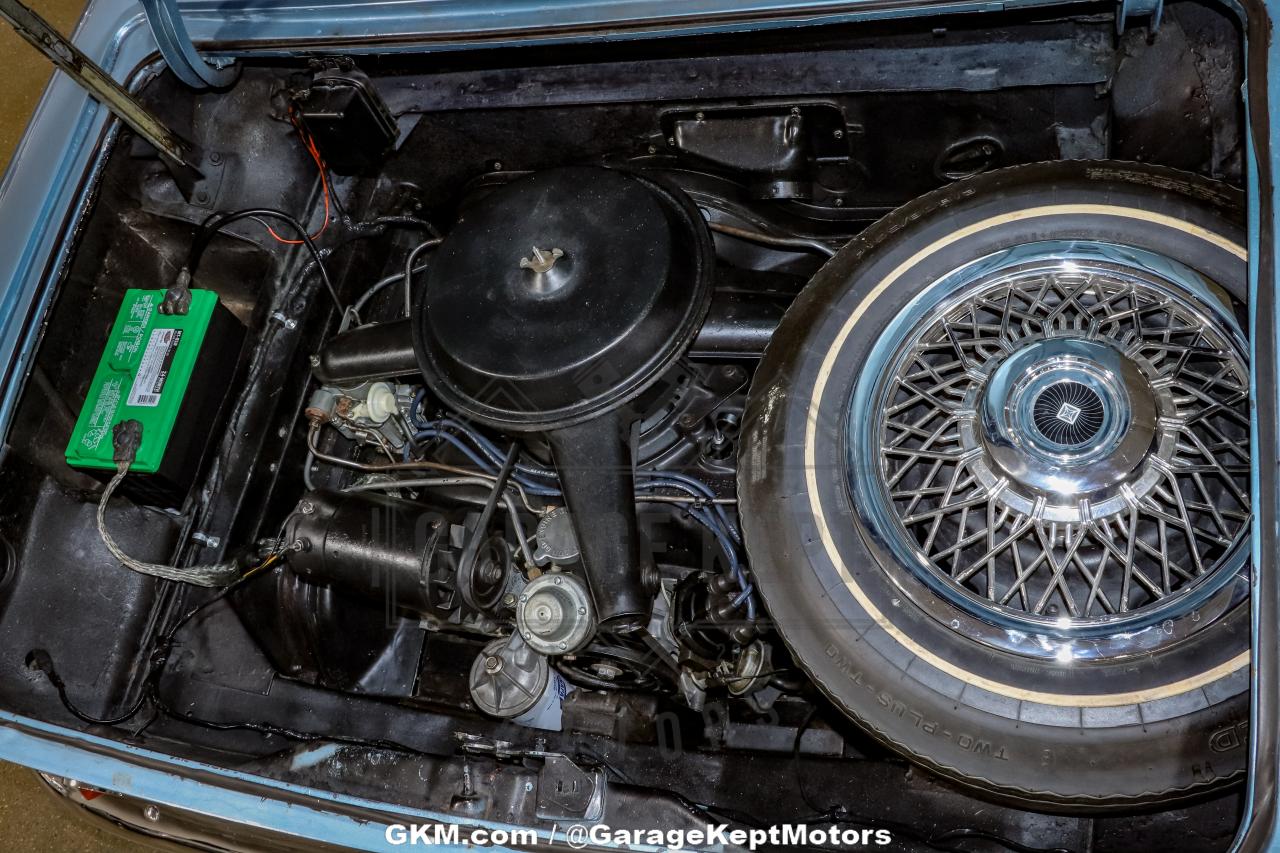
xmin=739 ymin=161 xmax=1251 ymax=810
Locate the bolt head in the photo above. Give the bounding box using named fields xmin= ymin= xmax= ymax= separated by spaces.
xmin=143 ymin=804 xmax=161 ymax=822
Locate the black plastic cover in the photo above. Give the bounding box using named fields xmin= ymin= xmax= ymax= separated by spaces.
xmin=411 ymin=167 xmax=714 ymax=431
xmin=295 ymin=68 xmax=398 ymax=176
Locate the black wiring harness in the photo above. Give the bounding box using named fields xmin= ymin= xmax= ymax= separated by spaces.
xmin=177 ymin=207 xmax=343 ymax=318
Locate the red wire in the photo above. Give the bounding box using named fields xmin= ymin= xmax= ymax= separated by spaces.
xmin=264 ymin=114 xmax=332 ymax=245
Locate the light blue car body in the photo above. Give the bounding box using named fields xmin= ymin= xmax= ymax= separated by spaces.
xmin=0 ymin=0 xmax=1275 ymax=849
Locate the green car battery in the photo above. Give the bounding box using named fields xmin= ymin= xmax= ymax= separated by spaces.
xmin=64 ymin=289 xmax=244 ymax=506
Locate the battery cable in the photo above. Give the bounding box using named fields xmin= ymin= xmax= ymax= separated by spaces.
xmin=96 ymin=420 xmax=240 ymax=587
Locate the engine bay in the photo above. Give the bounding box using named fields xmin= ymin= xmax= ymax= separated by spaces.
xmin=0 ymin=1 xmax=1256 ymax=849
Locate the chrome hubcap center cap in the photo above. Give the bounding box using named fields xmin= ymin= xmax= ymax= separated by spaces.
xmin=977 ymin=338 xmax=1159 ymax=498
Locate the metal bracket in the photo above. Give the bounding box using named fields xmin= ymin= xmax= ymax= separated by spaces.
xmin=138 ymin=0 xmax=237 ymax=89
xmin=535 ymin=755 xmax=606 ymax=822
xmin=453 ymin=735 xmax=607 ymax=822
xmin=181 ymin=150 xmax=227 ymax=208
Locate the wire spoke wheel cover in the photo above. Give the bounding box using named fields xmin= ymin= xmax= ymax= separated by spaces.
xmin=853 ymin=243 xmax=1250 ymax=653
xmin=738 ymin=162 xmax=1253 ymax=808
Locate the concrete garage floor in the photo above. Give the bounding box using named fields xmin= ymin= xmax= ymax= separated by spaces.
xmin=0 ymin=2 xmax=146 ymax=851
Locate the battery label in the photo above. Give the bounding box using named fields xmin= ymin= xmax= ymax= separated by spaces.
xmin=113 ymin=292 xmax=155 ymax=361
xmin=127 ymin=327 xmax=183 ymax=408
xmin=79 ymin=377 xmax=123 ymax=452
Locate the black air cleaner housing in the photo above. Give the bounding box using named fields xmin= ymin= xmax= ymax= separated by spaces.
xmin=411 ymin=166 xmax=714 ymax=631
xmin=412 ymin=166 xmax=714 ymax=431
